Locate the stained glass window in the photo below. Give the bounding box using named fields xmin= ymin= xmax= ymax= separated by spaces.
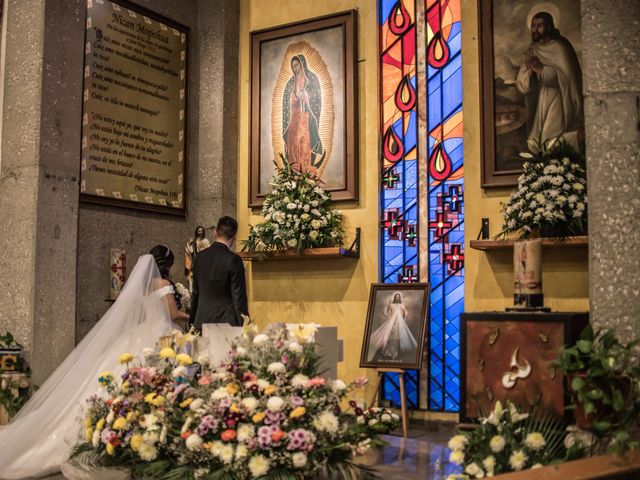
xmin=378 ymin=0 xmax=420 ymax=409
xmin=425 ymin=0 xmax=464 ymax=413
xmin=378 ymin=0 xmax=463 ymax=413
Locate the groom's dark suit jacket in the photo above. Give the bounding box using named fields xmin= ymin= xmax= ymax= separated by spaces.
xmin=189 ymin=242 xmax=248 ymax=329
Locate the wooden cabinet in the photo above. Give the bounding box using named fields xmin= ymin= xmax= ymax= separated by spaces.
xmin=461 ymin=312 xmax=588 ymax=422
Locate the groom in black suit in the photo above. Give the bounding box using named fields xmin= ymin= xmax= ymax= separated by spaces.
xmin=189 ymin=216 xmax=248 ymax=329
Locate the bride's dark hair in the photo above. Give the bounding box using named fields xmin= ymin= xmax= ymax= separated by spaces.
xmin=149 ymin=245 xmax=182 ymax=309
xmin=149 ymin=245 xmax=174 ymax=278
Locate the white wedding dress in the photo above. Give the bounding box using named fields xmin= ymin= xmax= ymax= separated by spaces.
xmin=0 ymin=255 xmax=172 ymax=479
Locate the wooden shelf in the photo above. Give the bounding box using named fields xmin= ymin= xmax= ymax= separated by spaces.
xmin=470 ymin=236 xmax=588 ymax=251
xmin=239 ymin=246 xmax=359 ymax=261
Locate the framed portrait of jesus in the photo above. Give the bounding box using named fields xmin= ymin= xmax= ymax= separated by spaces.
xmin=249 ymin=11 xmax=358 ymax=207
xmin=479 ymin=0 xmax=585 ymax=187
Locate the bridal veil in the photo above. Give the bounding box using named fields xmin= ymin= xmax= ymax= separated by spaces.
xmin=0 ymin=254 xmax=172 ymax=479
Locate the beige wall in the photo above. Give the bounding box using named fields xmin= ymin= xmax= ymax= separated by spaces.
xmin=237 ymin=0 xmax=379 ymax=396
xmin=236 ymin=0 xmax=589 ymax=408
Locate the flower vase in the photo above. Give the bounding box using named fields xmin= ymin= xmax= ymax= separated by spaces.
xmin=508 ymin=238 xmax=549 ymax=311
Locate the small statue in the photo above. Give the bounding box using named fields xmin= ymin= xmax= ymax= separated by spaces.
xmin=185 ymin=226 xmax=210 ymax=292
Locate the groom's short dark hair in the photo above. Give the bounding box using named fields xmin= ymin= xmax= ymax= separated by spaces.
xmin=216 ymin=216 xmax=238 ymax=239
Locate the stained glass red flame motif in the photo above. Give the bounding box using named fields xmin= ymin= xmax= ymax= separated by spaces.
xmin=428 ymin=141 xmax=452 ymax=180
xmin=388 ymin=0 xmax=412 ymax=35
xmin=395 ymin=74 xmax=417 ymax=112
xmin=427 ymin=30 xmax=450 ymax=68
xmin=383 ymin=126 xmax=405 ymax=163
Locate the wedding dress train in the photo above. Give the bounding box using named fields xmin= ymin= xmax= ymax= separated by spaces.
xmin=0 ymin=255 xmax=172 ymax=479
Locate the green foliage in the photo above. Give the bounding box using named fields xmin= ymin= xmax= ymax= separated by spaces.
xmin=242 ymin=155 xmax=345 ymax=257
xmin=499 ymin=139 xmax=587 ymax=239
xmin=554 ymin=326 xmax=640 ymax=454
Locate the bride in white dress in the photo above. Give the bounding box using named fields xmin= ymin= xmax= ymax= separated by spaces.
xmin=369 ymin=292 xmax=418 ymax=360
xmin=0 ymin=245 xmax=186 ymax=479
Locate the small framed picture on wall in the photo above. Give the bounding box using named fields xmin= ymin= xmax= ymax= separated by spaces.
xmin=360 ymin=283 xmax=429 ymax=370
xmin=249 ymin=11 xmax=358 ymax=207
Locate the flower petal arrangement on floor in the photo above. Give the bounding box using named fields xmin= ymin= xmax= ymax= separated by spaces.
xmin=242 ymin=156 xmax=345 ymax=257
xmin=73 ymin=324 xmax=398 ymax=479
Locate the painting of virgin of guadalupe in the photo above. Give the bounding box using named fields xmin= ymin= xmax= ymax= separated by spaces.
xmin=250 ymin=12 xmax=358 ymax=207
xmin=282 ymin=54 xmax=326 ymax=176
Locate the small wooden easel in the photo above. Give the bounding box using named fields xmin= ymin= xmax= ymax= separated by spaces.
xmin=369 ymin=367 xmax=409 ymax=438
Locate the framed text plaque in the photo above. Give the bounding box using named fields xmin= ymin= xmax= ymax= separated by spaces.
xmin=80 ymin=0 xmax=188 ymax=214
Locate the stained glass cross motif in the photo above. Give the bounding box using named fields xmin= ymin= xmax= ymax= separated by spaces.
xmin=398 ymin=264 xmax=419 ymax=283
xmin=444 ymin=244 xmax=464 ymax=273
xmin=379 ymin=0 xmax=464 ymax=413
xmin=383 ymin=169 xmax=401 ymax=189
xmin=382 ymin=209 xmax=406 ymax=240
xmin=429 ymin=211 xmax=452 ymax=238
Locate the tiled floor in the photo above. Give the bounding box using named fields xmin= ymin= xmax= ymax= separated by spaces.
xmin=359 ymin=422 xmax=462 ymax=479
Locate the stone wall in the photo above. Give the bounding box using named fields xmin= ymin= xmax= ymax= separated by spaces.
xmin=582 ymin=0 xmax=640 ymax=336
xmin=0 ymin=0 xmax=239 ymax=383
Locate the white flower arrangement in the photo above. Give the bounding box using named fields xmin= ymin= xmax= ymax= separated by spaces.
xmin=242 ymin=157 xmax=345 ymax=256
xmin=447 ymin=400 xmax=567 ymax=477
xmin=174 ymin=282 xmax=191 ymax=308
xmin=500 ymin=141 xmax=587 ymax=238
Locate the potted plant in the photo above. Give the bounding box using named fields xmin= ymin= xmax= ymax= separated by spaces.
xmin=554 ymin=325 xmax=640 ymax=453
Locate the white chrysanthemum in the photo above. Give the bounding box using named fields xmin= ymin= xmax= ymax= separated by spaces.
xmin=381 ymin=413 xmax=392 ymax=423
xmin=525 ymin=432 xmax=546 ymax=451
xmin=212 ymin=387 xmax=230 ymax=401
xmin=482 ymin=455 xmax=496 ymax=474
xmin=236 ymin=346 xmax=247 ymax=355
xmin=253 ymin=334 xmax=269 ymax=345
xmin=368 ymin=419 xmax=378 ymax=426
xmin=267 ymin=362 xmax=286 ymax=374
xmin=309 ymin=230 xmax=319 ymax=240
xmin=172 ymin=366 xmax=188 ymax=378
xmin=237 ymin=423 xmax=255 ymax=442
xmin=288 ymin=342 xmax=303 ymax=353
xmin=92 ymin=429 xmax=101 ymax=448
xmin=447 ymin=434 xmax=468 ymax=451
xmin=449 ymin=450 xmax=464 ymax=465
xmin=267 ymin=396 xmax=285 ymax=412
xmin=291 ymin=451 xmax=308 ymax=468
xmin=139 ymin=442 xmax=158 ymax=461
xmin=257 ymin=379 xmax=270 ymax=389
xmin=140 ymin=413 xmax=159 ymax=431
xmin=210 ymin=441 xmax=224 ymax=456
xmin=143 ymin=431 xmax=159 ymax=445
xmin=197 ymin=355 xmax=210 ymax=365
xmin=314 ymin=411 xmax=339 ymax=433
xmin=509 ymin=450 xmax=528 ymax=471
xmin=331 ymin=379 xmax=347 ymax=392
xmin=236 ymin=444 xmax=248 ymax=460
xmin=249 ymin=454 xmax=270 ymax=478
xmin=190 ymin=398 xmax=204 ymax=412
xmin=219 ymin=444 xmax=234 ymax=464
xmin=291 ymin=374 xmax=310 ymax=388
xmin=311 ymin=219 xmax=322 ymax=229
xmin=186 ymin=433 xmax=203 ymax=451
xmin=465 ymin=462 xmax=484 ymax=478
xmin=241 ymin=397 xmax=259 ymax=413
xmin=287 ymin=239 xmax=298 ymax=247
xmin=490 ymin=435 xmax=505 ymax=453
xmin=142 ymin=347 xmax=156 ymax=357
xmin=356 ymin=416 xmax=365 ymax=425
